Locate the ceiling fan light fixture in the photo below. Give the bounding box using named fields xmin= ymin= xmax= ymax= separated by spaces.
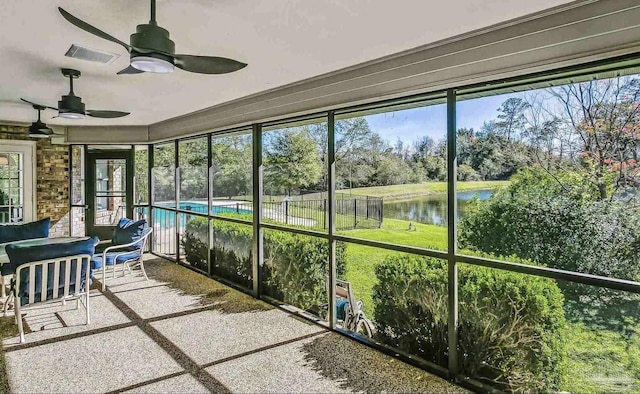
xmin=59 ymin=111 xmax=85 ymax=119
xmin=28 ymin=131 xmax=52 ymax=139
xmin=131 ymin=55 xmax=174 ymax=73
xmin=28 ymin=122 xmax=52 ymax=138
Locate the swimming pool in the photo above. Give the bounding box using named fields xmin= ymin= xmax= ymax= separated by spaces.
xmin=152 ymin=201 xmax=252 ymax=227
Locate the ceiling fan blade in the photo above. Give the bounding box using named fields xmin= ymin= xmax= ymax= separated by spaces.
xmin=85 ymin=110 xmax=130 ymax=118
xmin=174 ymin=55 xmax=247 ymax=74
xmin=20 ymin=98 xmax=59 ymax=111
xmin=58 ymin=7 xmax=132 ymax=52
xmin=117 ymin=65 xmax=145 ymax=75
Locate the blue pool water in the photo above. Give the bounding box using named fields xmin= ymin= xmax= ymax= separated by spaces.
xmin=152 ymin=201 xmax=252 ymax=227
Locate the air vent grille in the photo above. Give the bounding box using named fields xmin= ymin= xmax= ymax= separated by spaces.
xmin=65 ymin=44 xmax=119 ymax=64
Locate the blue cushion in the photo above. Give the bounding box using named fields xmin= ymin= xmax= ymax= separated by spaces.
xmin=0 ymin=218 xmax=50 ymax=244
xmin=337 ymin=299 xmax=349 ymax=321
xmin=91 ymin=250 xmax=142 ymax=269
xmin=112 ymin=218 xmax=147 ymax=246
xmin=5 ymin=236 xmax=98 ymax=306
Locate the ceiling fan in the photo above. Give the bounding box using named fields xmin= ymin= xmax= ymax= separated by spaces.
xmin=21 ymin=68 xmax=130 ymax=120
xmin=0 ymin=105 xmax=61 ymax=139
xmin=58 ymin=0 xmax=248 ymax=75
xmin=27 ymin=104 xmax=57 ymax=138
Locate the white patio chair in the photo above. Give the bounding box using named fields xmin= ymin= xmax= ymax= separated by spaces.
xmin=97 ymin=228 xmax=153 ymax=291
xmin=13 ymin=254 xmax=91 ymax=343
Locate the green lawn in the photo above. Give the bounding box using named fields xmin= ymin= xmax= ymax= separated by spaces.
xmin=343 ymin=180 xmax=509 ymax=201
xmin=339 ymin=218 xmax=447 ymax=316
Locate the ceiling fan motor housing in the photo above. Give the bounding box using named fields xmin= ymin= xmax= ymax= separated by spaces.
xmin=131 ymin=24 xmax=175 ymax=58
xmin=58 ymin=94 xmax=85 ymax=114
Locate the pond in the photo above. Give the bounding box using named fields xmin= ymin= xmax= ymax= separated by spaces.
xmin=383 ymin=189 xmax=493 ymax=226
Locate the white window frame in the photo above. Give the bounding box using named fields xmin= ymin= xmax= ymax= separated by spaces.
xmin=0 ymin=141 xmax=37 ymax=223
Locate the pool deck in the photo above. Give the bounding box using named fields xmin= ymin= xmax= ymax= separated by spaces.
xmin=2 ymin=256 xmax=466 ymax=393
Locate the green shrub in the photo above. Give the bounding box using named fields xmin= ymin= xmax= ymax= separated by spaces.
xmin=182 ymin=216 xmax=254 ymax=288
xmin=263 ymin=231 xmax=346 ymax=311
xmin=212 ymin=220 xmax=252 ymax=288
xmin=373 ymin=254 xmax=567 ymax=393
xmin=459 ymin=168 xmax=640 ymax=281
xmin=183 ymin=216 xmax=346 ymax=311
xmin=182 ymin=217 xmax=209 ymax=272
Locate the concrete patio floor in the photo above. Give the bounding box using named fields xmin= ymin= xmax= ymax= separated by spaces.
xmin=2 ymin=257 xmax=466 ymax=393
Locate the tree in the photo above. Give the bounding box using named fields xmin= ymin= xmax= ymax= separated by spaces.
xmin=264 ymin=129 xmax=322 ymax=195
xmin=134 ymin=148 xmax=149 ymax=203
xmin=495 ymin=97 xmax=530 ymax=142
xmin=548 ymin=77 xmax=640 ymax=200
xmin=211 ymin=134 xmax=252 ymax=198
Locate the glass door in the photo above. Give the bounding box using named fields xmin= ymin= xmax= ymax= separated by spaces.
xmin=0 ymin=142 xmax=35 ymax=223
xmin=86 ymin=150 xmax=133 ymax=240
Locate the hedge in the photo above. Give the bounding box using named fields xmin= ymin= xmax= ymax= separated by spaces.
xmin=183 ymin=216 xmax=346 ymax=311
xmin=373 ymin=254 xmax=567 ymax=393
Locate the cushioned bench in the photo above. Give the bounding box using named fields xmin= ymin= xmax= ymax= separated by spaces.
xmin=0 ymin=218 xmax=50 ymax=277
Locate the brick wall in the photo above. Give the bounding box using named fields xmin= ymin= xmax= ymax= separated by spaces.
xmin=0 ymin=125 xmax=70 ymax=236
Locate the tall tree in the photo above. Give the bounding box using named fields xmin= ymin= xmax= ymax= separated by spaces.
xmin=495 ymin=97 xmax=530 ymax=142
xmin=211 ymin=135 xmax=252 ymax=198
xmin=264 ymin=129 xmax=322 ymax=196
xmin=549 ymin=77 xmax=640 ymax=199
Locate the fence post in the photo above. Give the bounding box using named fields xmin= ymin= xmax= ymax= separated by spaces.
xmin=285 ymin=200 xmax=289 ymax=225
xmin=366 ymin=195 xmax=370 ymax=219
xmin=323 ymin=199 xmax=327 ymax=229
xmin=353 ymin=198 xmax=357 ymax=229
xmin=236 ymin=202 xmax=240 ymax=214
xmin=379 ymin=199 xmax=383 ymax=228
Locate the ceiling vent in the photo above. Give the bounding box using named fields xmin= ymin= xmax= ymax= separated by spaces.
xmin=64 ymin=44 xmax=119 ymax=64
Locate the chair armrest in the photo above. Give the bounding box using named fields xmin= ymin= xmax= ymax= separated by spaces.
xmin=103 ymin=240 xmax=141 ymax=254
xmin=102 ymin=229 xmax=152 ymax=254
xmin=94 ymin=240 xmax=112 ymax=254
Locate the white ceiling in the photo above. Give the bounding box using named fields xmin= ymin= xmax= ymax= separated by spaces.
xmin=0 ymin=0 xmax=575 ymax=127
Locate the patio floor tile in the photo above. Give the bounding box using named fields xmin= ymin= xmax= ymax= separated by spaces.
xmin=111 ymin=278 xmax=203 ymax=319
xmin=122 ymin=373 xmax=209 ymax=393
xmin=151 ymin=308 xmax=325 ymax=365
xmin=3 ymin=290 xmax=130 ymax=347
xmin=5 ymin=326 xmax=184 ymax=393
xmin=206 ymin=332 xmax=466 ymax=393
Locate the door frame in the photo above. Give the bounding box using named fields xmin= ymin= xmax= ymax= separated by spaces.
xmin=0 ymin=140 xmax=36 ymax=223
xmin=85 ymin=149 xmax=133 ymax=239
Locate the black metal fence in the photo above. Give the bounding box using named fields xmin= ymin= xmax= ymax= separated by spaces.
xmin=157 ymin=194 xmax=383 ymax=233
xmin=258 ymin=195 xmax=382 ymax=230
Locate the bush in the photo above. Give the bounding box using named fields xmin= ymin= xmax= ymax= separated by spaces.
xmin=457 ymin=164 xmax=480 ymax=181
xmin=263 ymin=231 xmax=346 ymax=311
xmin=373 ymin=254 xmax=567 ymax=393
xmin=212 ymin=220 xmax=253 ymax=288
xmin=182 ymin=216 xmax=253 ymax=288
xmin=182 ymin=217 xmax=209 ymax=272
xmin=459 ymin=168 xmax=640 ymax=281
xmin=183 ymin=216 xmax=346 ymax=311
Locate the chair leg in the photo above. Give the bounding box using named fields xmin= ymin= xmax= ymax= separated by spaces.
xmin=139 ymin=259 xmax=149 ymax=281
xmin=15 ymin=301 xmax=24 ymax=343
xmin=85 ymin=293 xmax=90 ymax=325
xmin=4 ymin=293 xmax=12 ymax=317
xmin=102 ymin=263 xmax=106 ymax=292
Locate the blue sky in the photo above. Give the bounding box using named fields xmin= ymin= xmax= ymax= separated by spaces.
xmin=367 ymin=93 xmax=519 ymax=144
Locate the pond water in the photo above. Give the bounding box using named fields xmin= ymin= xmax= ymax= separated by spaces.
xmin=383 ymin=189 xmax=493 ymax=226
